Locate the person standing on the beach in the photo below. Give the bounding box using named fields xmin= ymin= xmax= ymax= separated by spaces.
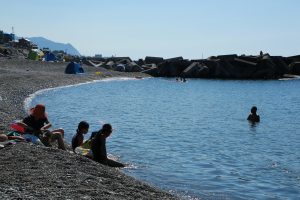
xmin=71 ymin=121 xmax=89 ymax=151
xmin=17 ymin=104 xmax=66 ymax=150
xmin=247 ymin=106 xmax=260 ymax=123
xmin=91 ymin=124 xmax=125 ymax=167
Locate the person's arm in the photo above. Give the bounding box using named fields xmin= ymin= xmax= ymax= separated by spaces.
xmin=79 ymin=134 xmax=84 ymax=146
xmin=41 ymin=118 xmax=52 ymax=130
xmin=247 ymin=114 xmax=251 ymax=120
xmin=41 ymin=123 xmax=52 ymax=130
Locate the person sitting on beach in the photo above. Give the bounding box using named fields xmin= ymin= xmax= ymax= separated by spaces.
xmin=91 ymin=124 xmax=125 ymax=167
xmin=17 ymin=104 xmax=66 ymax=150
xmin=71 ymin=121 xmax=89 ymax=151
xmin=247 ymin=106 xmax=260 ymax=123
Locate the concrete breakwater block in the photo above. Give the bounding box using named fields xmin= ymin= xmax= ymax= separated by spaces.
xmin=114 ymin=64 xmax=126 ymax=72
xmin=271 ymin=56 xmax=289 ymax=74
xmin=142 ymin=67 xmax=159 ymax=77
xmin=104 ymin=61 xmax=115 ymax=69
xmin=125 ymin=62 xmax=143 ymax=72
xmin=182 ymin=62 xmax=209 ymax=78
xmin=228 ymin=59 xmax=258 ymax=79
xmin=117 ymin=59 xmax=132 ymax=65
xmin=217 ymin=54 xmax=238 ymax=61
xmin=142 ymin=64 xmax=157 ymax=70
xmin=234 ymin=58 xmax=257 ymax=67
xmin=145 ymin=56 xmax=164 ymax=64
xmin=156 ymin=60 xmax=191 ymax=77
xmin=287 ymin=55 xmax=300 ymax=63
xmin=165 ymin=56 xmax=184 ymax=62
xmin=238 ymin=56 xmax=259 ymax=63
xmin=289 ymin=62 xmax=300 ymax=75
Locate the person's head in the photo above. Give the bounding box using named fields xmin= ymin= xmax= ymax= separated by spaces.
xmin=30 ymin=104 xmax=47 ymax=119
xmin=101 ymin=123 xmax=112 ymax=137
xmin=0 ymin=133 xmax=8 ymax=142
xmin=78 ymin=121 xmax=89 ymax=134
xmin=251 ymin=106 xmax=257 ymax=114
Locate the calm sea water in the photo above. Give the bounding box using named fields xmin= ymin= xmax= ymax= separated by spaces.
xmin=28 ymin=77 xmax=300 ymax=199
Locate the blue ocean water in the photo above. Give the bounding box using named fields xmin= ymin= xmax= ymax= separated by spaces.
xmin=28 ymin=77 xmax=300 ymax=199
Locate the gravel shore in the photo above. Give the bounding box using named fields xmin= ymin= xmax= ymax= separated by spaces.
xmin=0 ymin=58 xmax=177 ymax=199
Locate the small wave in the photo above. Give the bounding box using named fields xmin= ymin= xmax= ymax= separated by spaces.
xmin=23 ymin=76 xmax=144 ymax=112
xmin=279 ymin=75 xmax=300 ymax=81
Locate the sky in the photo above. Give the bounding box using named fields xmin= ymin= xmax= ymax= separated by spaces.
xmin=1 ymin=0 xmax=300 ymax=59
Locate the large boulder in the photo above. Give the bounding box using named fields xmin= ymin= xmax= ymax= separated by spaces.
xmin=142 ymin=67 xmax=159 ymax=77
xmin=238 ymin=55 xmax=259 ymax=63
xmin=145 ymin=56 xmax=164 ymax=64
xmin=125 ymin=62 xmax=143 ymax=72
xmin=105 ymin=61 xmax=115 ymax=70
xmin=271 ymin=56 xmax=289 ymax=75
xmin=228 ymin=58 xmax=258 ymax=79
xmin=142 ymin=63 xmax=157 ymax=70
xmin=181 ymin=62 xmax=209 ymax=78
xmin=117 ymin=59 xmax=131 ymax=65
xmin=165 ymin=56 xmax=184 ymax=62
xmin=287 ymin=55 xmax=300 ymax=65
xmin=136 ymin=59 xmax=145 ymax=66
xmin=157 ymin=59 xmax=190 ymax=77
xmin=114 ymin=64 xmax=126 ymax=72
xmin=289 ymin=62 xmax=300 ymax=75
xmin=202 ymin=59 xmax=231 ymax=78
xmin=253 ymin=57 xmax=277 ymax=79
xmin=217 ymin=54 xmax=238 ymax=61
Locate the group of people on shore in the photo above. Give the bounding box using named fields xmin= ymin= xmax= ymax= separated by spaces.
xmin=1 ymin=103 xmax=260 ymax=166
xmin=0 ymin=104 xmax=124 ymax=167
xmin=71 ymin=121 xmax=124 ymax=167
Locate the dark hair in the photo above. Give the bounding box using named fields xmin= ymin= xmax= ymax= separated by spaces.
xmin=78 ymin=121 xmax=89 ymax=130
xmin=251 ymin=106 xmax=257 ymax=113
xmin=102 ymin=123 xmax=112 ymax=131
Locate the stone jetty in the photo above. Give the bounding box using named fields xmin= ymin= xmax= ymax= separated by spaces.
xmin=84 ymin=53 xmax=300 ymax=79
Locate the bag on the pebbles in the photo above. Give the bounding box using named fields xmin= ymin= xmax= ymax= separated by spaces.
xmin=23 ymin=134 xmax=43 ymax=145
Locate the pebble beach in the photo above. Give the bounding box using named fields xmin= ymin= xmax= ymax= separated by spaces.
xmin=0 ymin=58 xmax=177 ymax=199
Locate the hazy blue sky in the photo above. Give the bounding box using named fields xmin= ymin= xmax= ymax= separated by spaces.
xmin=1 ymin=0 xmax=300 ymax=59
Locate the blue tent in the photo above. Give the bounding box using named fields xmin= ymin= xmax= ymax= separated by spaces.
xmin=45 ymin=52 xmax=56 ymax=62
xmin=65 ymin=62 xmax=84 ymax=74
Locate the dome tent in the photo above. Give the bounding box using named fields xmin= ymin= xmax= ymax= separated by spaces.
xmin=65 ymin=62 xmax=84 ymax=74
xmin=28 ymin=49 xmax=44 ymax=61
xmin=44 ymin=52 xmax=56 ymax=62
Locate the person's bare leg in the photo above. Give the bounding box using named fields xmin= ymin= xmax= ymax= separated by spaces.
xmin=52 ymin=128 xmax=64 ymax=137
xmin=51 ymin=131 xmax=66 ymax=150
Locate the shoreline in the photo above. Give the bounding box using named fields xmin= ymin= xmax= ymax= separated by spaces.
xmin=23 ymin=76 xmax=145 ymax=112
xmin=0 ymin=58 xmax=177 ymax=199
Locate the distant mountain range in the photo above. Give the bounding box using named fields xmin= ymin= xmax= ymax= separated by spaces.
xmin=27 ymin=37 xmax=81 ymax=56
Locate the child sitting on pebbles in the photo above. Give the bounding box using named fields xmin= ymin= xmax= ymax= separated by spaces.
xmin=91 ymin=124 xmax=125 ymax=168
xmin=17 ymin=104 xmax=66 ymax=150
xmin=71 ymin=121 xmax=89 ymax=151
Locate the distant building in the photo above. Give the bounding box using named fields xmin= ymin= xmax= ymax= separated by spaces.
xmin=95 ymin=54 xmax=102 ymax=58
xmin=0 ymin=30 xmax=16 ymax=45
xmin=17 ymin=38 xmax=39 ymax=50
xmin=0 ymin=30 xmax=4 ymax=44
xmin=18 ymin=38 xmax=31 ymax=48
xmin=42 ymin=48 xmax=50 ymax=53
